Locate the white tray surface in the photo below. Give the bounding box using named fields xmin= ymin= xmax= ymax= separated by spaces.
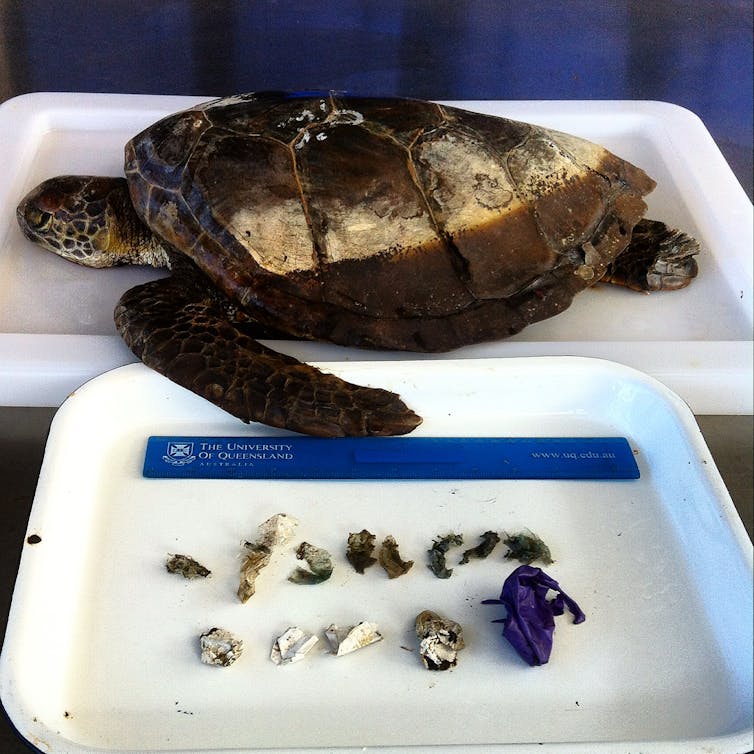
xmin=0 ymin=95 xmax=751 ymax=413
xmin=1 ymin=357 xmax=751 ymax=754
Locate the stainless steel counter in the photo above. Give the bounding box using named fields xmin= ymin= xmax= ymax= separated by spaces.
xmin=1 ymin=2 xmax=751 ymax=752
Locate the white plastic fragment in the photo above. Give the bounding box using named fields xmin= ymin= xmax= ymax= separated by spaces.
xmin=200 ymin=627 xmax=243 ymax=667
xmin=257 ymin=513 xmax=299 ymax=548
xmin=415 ymin=610 xmax=465 ymax=671
xmin=324 ymin=622 xmax=383 ymax=656
xmin=270 ymin=627 xmax=319 ymax=665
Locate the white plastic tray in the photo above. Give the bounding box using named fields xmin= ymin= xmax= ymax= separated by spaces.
xmin=1 ymin=357 xmax=752 ymax=754
xmin=0 ymin=94 xmax=752 ymax=414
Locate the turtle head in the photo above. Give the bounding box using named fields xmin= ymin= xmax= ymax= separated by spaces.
xmin=17 ymin=176 xmax=136 ymax=268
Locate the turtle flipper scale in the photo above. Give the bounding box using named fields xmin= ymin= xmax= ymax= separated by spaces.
xmin=114 ymin=274 xmax=421 ymax=437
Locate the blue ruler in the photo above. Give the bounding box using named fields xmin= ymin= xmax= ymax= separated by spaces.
xmin=142 ymin=436 xmax=639 ymax=480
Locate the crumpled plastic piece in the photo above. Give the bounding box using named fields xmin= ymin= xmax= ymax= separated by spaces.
xmin=427 ymin=533 xmax=463 ymax=579
xmin=324 ymin=621 xmax=383 ymax=656
xmin=288 ymin=542 xmax=334 ymax=584
xmin=270 ymin=627 xmax=319 ymax=665
xmin=482 ymin=565 xmax=585 ymax=666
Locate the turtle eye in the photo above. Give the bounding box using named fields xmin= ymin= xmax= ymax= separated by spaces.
xmin=28 ymin=209 xmax=53 ymax=231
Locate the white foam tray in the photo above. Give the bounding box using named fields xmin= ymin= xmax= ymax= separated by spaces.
xmin=0 ymin=94 xmax=751 ymax=414
xmin=1 ymin=356 xmax=752 ymax=753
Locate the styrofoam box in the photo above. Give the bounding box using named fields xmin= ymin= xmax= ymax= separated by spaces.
xmin=0 ymin=95 xmax=751 ymax=413
xmin=0 ymin=357 xmax=752 ymax=753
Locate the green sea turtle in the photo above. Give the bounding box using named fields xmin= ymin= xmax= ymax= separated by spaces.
xmin=16 ymin=92 xmax=699 ymax=437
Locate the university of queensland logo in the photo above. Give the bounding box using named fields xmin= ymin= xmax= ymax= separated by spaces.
xmin=163 ymin=441 xmax=196 ymax=467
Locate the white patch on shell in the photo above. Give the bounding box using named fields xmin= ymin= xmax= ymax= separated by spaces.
xmin=278 ymin=109 xmax=317 ymax=130
xmin=540 ymin=127 xmax=608 ymax=170
xmin=320 ymin=201 xmax=435 ymax=264
xmin=328 ymin=108 xmax=364 ymax=126
xmin=507 ymin=132 xmax=587 ymax=202
xmin=415 ymin=131 xmax=522 ymax=234
xmin=294 ymin=130 xmax=311 ymax=150
xmin=229 ymin=203 xmax=317 ymax=274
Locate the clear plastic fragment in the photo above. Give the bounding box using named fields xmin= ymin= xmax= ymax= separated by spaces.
xmin=270 ymin=627 xmax=319 ymax=665
xmin=238 ymin=513 xmax=300 ymax=602
xmin=415 ymin=610 xmax=465 ymax=671
xmin=324 ymin=621 xmax=383 ymax=656
xmin=257 ymin=513 xmax=299 ymax=548
xmin=200 ymin=627 xmax=243 ymax=667
xmin=237 ymin=542 xmax=272 ymax=603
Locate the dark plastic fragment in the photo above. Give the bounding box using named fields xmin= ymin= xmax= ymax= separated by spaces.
xmin=502 ymin=530 xmax=553 ymax=565
xmin=427 ymin=533 xmax=463 ymax=578
xmin=346 ymin=529 xmax=378 ymax=573
xmin=378 ymin=535 xmax=414 ymax=578
xmin=459 ymin=530 xmax=500 ymax=564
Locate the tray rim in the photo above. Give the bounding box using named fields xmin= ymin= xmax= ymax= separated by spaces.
xmin=1 ymin=356 xmax=752 ymax=754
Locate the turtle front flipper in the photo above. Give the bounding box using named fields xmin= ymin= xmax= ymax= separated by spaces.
xmin=601 ymin=219 xmax=700 ymax=292
xmin=114 ymin=272 xmax=422 ymax=437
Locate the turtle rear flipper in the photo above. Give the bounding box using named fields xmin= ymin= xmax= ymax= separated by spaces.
xmin=601 ymin=218 xmax=700 ymax=292
xmin=114 ymin=273 xmax=421 ymax=437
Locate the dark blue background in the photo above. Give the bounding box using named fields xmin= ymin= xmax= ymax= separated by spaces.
xmin=1 ymin=0 xmax=751 ymax=197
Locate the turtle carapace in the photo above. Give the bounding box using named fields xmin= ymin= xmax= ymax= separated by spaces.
xmin=16 ymin=92 xmax=699 ymax=437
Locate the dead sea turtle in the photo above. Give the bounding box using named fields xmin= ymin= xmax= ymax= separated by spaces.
xmin=16 ymin=92 xmax=699 ymax=437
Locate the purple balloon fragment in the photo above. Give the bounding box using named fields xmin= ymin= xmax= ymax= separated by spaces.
xmin=482 ymin=565 xmax=585 ymax=666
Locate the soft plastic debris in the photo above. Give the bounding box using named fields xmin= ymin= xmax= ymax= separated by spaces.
xmin=459 ymin=531 xmax=500 ymax=564
xmin=502 ymin=530 xmax=553 ymax=565
xmin=238 ymin=542 xmax=272 ymax=602
xmin=166 ymin=553 xmax=211 ymax=579
xmin=482 ymin=565 xmax=585 ymax=666
xmin=324 ymin=621 xmax=383 ymax=656
xmin=200 ymin=627 xmax=243 ymax=667
xmin=270 ymin=627 xmax=319 ymax=665
xmin=258 ymin=513 xmax=299 ymax=548
xmin=288 ymin=542 xmax=334 ymax=584
xmin=415 ymin=610 xmax=465 ymax=670
xmin=346 ymin=529 xmax=378 ymax=573
xmin=238 ymin=513 xmax=299 ymax=602
xmin=378 ymin=535 xmax=414 ymax=578
xmin=427 ymin=533 xmax=463 ymax=578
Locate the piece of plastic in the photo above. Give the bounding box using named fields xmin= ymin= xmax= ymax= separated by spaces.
xmin=482 ymin=565 xmax=586 ymax=666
